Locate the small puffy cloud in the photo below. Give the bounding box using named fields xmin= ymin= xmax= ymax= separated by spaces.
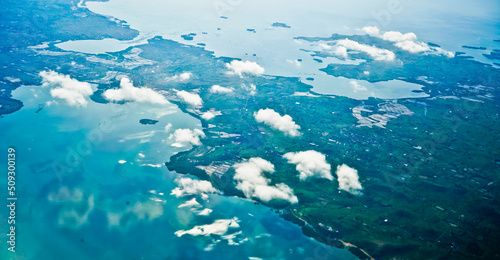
xmin=39 ymin=70 xmax=93 ymax=107
xmin=335 ymin=39 xmax=395 ymax=61
xmin=201 ymin=111 xmax=216 ymax=120
xmin=171 ymin=177 xmax=221 ymax=197
xmin=178 ymin=198 xmax=202 ymax=208
xmin=435 ymin=47 xmax=455 ymax=58
xmin=334 ymin=46 xmax=348 ymax=59
xmin=336 ymin=164 xmax=363 ymax=195
xmin=361 ymin=26 xmax=380 ymax=36
xmin=197 ymin=208 xmax=213 ymax=216
xmin=103 ymin=77 xmax=168 ymax=104
xmin=177 ymin=90 xmax=203 ymax=107
xmin=169 ymin=128 xmax=205 ymax=147
xmin=210 ymin=85 xmax=234 ymax=94
xmin=175 ymin=218 xmax=239 ymax=237
xmin=286 ymin=59 xmax=301 ymax=67
xmin=166 ymin=72 xmax=192 ymax=82
xmin=164 ymin=123 xmax=173 ymax=132
xmin=283 ymin=150 xmax=333 ymax=181
xmin=381 ymin=31 xmax=417 ymax=42
xmin=233 ymin=158 xmax=298 ymax=204
xmin=254 ymin=108 xmax=301 ymax=137
xmin=349 ymin=81 xmax=368 ymax=93
xmin=226 ymin=60 xmax=265 ymax=77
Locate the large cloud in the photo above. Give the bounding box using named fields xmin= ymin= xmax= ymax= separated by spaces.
xmin=283 ymin=150 xmax=333 ymax=181
xmin=335 ymin=39 xmax=395 ymax=61
xmin=210 ymin=85 xmax=234 ymax=94
xmin=39 ymin=70 xmax=93 ymax=107
xmin=168 ymin=128 xmax=205 ymax=147
xmin=103 ymin=77 xmax=168 ymax=104
xmin=171 ymin=177 xmax=221 ymax=197
xmin=176 ymin=90 xmax=203 ymax=107
xmin=336 ymin=164 xmax=363 ymax=195
xmin=233 ymin=158 xmax=298 ymax=204
xmin=254 ymin=108 xmax=301 ymax=137
xmin=226 ymin=60 xmax=265 ymax=77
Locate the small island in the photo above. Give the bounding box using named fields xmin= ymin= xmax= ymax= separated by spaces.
xmin=139 ymin=119 xmax=159 ymax=125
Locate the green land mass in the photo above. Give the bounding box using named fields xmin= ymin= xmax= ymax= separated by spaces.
xmin=1 ymin=1 xmax=499 ymax=259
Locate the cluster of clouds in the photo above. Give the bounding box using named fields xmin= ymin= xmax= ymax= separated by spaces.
xmin=336 ymin=164 xmax=363 ymax=195
xmin=165 ymin=72 xmax=192 ymax=83
xmin=176 ymin=90 xmax=203 ymax=107
xmin=226 ymin=60 xmax=265 ymax=77
xmin=281 ymin=150 xmax=363 ymax=195
xmin=107 ymin=200 xmax=164 ymax=230
xmin=332 ymin=39 xmax=396 ymax=62
xmin=171 ymin=177 xmax=221 ymax=197
xmin=210 ymin=85 xmax=234 ymax=94
xmin=283 ymin=150 xmax=333 ymax=181
xmin=48 ymin=186 xmax=95 ymax=229
xmin=39 ymin=70 xmax=94 ymax=107
xmin=233 ymin=158 xmax=298 ymax=204
xmin=103 ymin=77 xmax=168 ymax=104
xmin=168 ymin=128 xmax=206 ymax=147
xmin=361 ymin=26 xmax=454 ymax=57
xmin=254 ymin=108 xmax=301 ymax=137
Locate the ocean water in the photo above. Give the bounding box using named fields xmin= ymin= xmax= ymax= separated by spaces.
xmin=54 ymin=0 xmax=500 ymax=99
xmin=0 ymin=84 xmax=357 ymax=260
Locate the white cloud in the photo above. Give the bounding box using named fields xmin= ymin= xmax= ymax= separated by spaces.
xmin=283 ymin=150 xmax=333 ymax=181
xmin=334 ymin=46 xmax=348 ymax=59
xmin=201 ymin=111 xmax=216 ymax=120
xmin=175 ymin=218 xmax=239 ymax=237
xmin=226 ymin=60 xmax=265 ymax=77
xmin=319 ymin=43 xmax=332 ymax=50
xmin=171 ymin=177 xmax=221 ymax=197
xmin=233 ymin=158 xmax=298 ymax=204
xmin=286 ymin=59 xmax=301 ymax=67
xmin=349 ymin=81 xmax=368 ymax=93
xmin=435 ymin=47 xmax=455 ymax=58
xmin=177 ymin=90 xmax=203 ymax=107
xmin=39 ymin=70 xmax=93 ymax=107
xmin=241 ymin=83 xmax=257 ymax=95
xmin=381 ymin=31 xmax=417 ymax=42
xmin=254 ymin=108 xmax=301 ymax=137
xmin=364 ymin=27 xmax=454 ymax=57
xmin=336 ymin=164 xmax=363 ymax=195
xmin=178 ymin=198 xmax=202 ymax=208
xmin=335 ymin=39 xmax=395 ymax=61
xmin=166 ymin=72 xmax=192 ymax=82
xmin=169 ymin=128 xmax=205 ymax=147
xmin=361 ymin=26 xmax=380 ymax=36
xmin=210 ymin=85 xmax=234 ymax=94
xmin=164 ymin=123 xmax=173 ymax=132
xmin=197 ymin=208 xmax=213 ymax=216
xmin=394 ymin=41 xmax=430 ymax=53
xmin=103 ymin=77 xmax=168 ymax=104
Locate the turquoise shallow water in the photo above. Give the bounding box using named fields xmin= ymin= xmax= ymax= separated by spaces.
xmin=0 ymin=85 xmax=357 ymax=260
